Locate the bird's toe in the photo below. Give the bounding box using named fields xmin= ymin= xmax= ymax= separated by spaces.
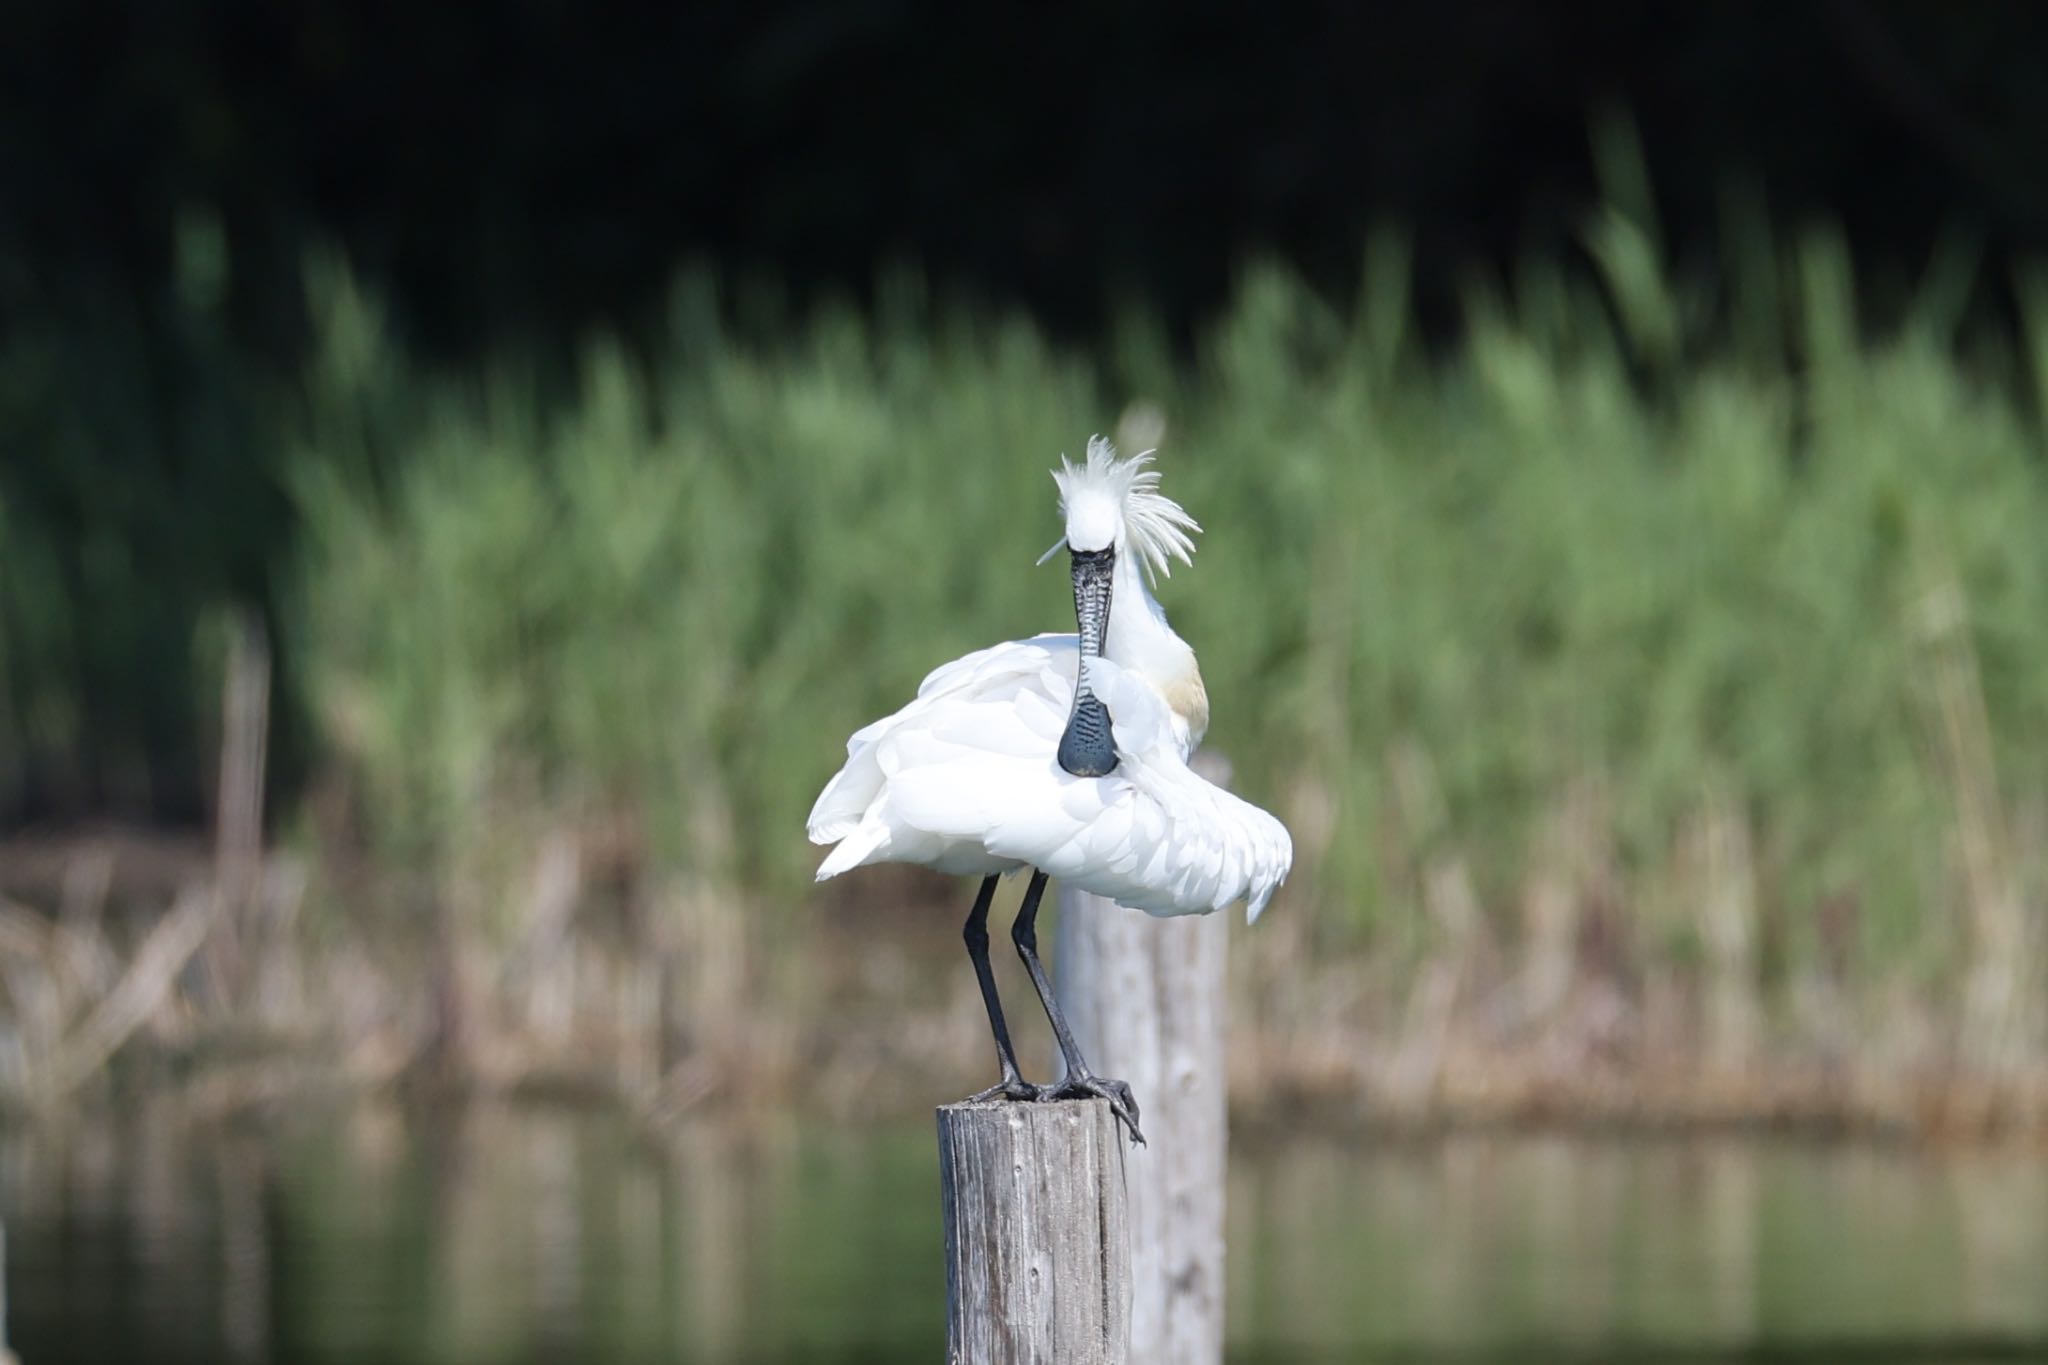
xmin=967 ymin=1076 xmax=1046 ymax=1104
xmin=1046 ymin=1074 xmax=1145 ymax=1145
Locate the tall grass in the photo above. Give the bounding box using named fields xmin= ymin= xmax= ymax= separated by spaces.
xmin=10 ymin=188 xmax=2048 ymax=1118
xmin=0 ymin=211 xmax=291 ymax=818
xmin=291 ymin=271 xmax=1100 ymax=897
xmin=300 ymin=242 xmax=2048 ymax=925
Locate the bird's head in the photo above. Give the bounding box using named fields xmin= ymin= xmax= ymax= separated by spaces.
xmin=1038 ymin=436 xmax=1201 ymax=585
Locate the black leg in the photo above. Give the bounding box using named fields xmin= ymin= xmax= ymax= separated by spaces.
xmin=963 ymin=875 xmax=1041 ymax=1103
xmin=1010 ymin=870 xmax=1145 ymax=1144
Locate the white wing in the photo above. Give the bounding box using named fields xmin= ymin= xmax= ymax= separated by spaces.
xmin=809 ymin=645 xmax=1292 ymax=922
xmin=980 ymin=661 xmax=1290 ymax=921
xmin=806 ymin=633 xmax=1077 ymax=846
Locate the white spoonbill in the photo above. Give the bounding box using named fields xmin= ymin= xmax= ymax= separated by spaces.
xmin=807 ymin=438 xmax=1292 ymax=1142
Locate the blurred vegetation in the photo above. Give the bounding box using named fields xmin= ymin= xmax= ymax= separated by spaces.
xmin=10 ymin=164 xmax=2048 ymax=1111
xmin=289 ymin=266 xmax=1097 ymax=902
xmin=286 ymin=210 xmax=2048 ymax=973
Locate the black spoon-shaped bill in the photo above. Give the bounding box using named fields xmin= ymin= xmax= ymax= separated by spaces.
xmin=1057 ymin=546 xmax=1118 ymax=778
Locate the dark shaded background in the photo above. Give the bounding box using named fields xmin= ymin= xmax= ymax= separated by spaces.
xmin=11 ymin=1 xmax=2048 ymax=349
xmin=5 ymin=0 xmax=2046 ymax=822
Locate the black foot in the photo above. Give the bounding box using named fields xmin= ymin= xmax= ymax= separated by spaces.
xmin=967 ymin=1075 xmax=1048 ymax=1103
xmin=1043 ymin=1073 xmax=1145 ymax=1146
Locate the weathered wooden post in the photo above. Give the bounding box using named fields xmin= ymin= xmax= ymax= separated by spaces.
xmin=0 ymin=1215 xmax=18 ymax=1365
xmin=1052 ymin=750 xmax=1232 ymax=1365
xmin=937 ymin=1097 xmax=1131 ymax=1364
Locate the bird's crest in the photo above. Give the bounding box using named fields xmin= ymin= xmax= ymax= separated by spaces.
xmin=1039 ymin=436 xmax=1200 ymax=585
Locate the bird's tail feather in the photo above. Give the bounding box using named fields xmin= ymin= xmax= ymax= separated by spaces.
xmin=815 ymin=821 xmax=889 ymax=881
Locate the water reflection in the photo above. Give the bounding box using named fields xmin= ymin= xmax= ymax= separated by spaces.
xmin=1227 ymin=1130 xmax=2048 ymax=1361
xmin=3 ymin=1103 xmax=2047 ymax=1364
xmin=2 ymin=1101 xmax=942 ymax=1365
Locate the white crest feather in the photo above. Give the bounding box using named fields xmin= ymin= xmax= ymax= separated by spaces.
xmin=1048 ymin=436 xmax=1200 ymax=584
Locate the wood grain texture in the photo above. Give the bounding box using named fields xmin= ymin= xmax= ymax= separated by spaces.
xmin=1053 ymin=749 xmax=1230 ymax=1365
xmin=938 ymin=1098 xmax=1131 ymax=1365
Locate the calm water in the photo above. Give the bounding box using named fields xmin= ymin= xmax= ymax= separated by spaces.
xmin=5 ymin=1101 xmax=2048 ymax=1364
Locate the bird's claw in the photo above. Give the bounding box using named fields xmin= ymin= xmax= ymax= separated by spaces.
xmin=967 ymin=1075 xmax=1047 ymax=1103
xmin=1043 ymin=1073 xmax=1145 ymax=1146
xmin=965 ymin=1071 xmax=1145 ymax=1145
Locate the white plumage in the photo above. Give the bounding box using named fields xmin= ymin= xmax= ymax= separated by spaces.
xmin=808 ymin=440 xmax=1292 ymax=923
